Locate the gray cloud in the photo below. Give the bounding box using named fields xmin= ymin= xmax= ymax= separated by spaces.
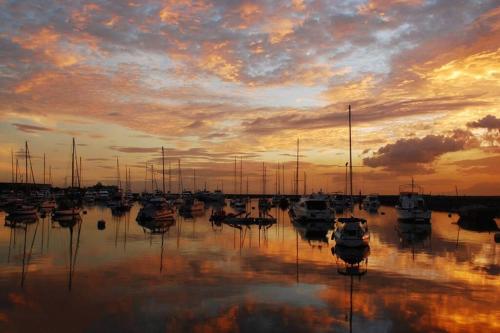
xmin=12 ymin=123 xmax=53 ymax=133
xmin=467 ymin=114 xmax=500 ymax=130
xmin=363 ymin=133 xmax=472 ymax=172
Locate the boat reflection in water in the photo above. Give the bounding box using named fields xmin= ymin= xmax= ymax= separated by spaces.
xmin=332 ymin=244 xmax=370 ymax=333
xmin=137 ymin=217 xmax=175 ymax=272
xmin=53 ymin=215 xmax=83 ymax=291
xmin=396 ymin=221 xmax=432 ymax=248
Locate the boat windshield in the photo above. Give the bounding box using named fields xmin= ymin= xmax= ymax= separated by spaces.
xmin=306 ymin=201 xmax=327 ymax=210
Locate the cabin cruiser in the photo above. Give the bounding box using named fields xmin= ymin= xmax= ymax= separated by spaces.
xmin=207 ymin=190 xmax=225 ymax=203
xmin=137 ymin=197 xmax=175 ymax=222
xmin=362 ymin=194 xmax=380 ymax=211
xmin=396 ymin=182 xmax=431 ymax=223
xmin=258 ymin=198 xmax=271 ymax=211
xmin=289 ymin=194 xmax=334 ymax=232
xmin=53 ymin=199 xmax=81 ymax=219
xmin=6 ymin=203 xmax=39 ymax=222
xmin=83 ymin=190 xmax=97 ymax=202
xmin=96 ymin=190 xmax=110 ymax=201
xmin=39 ymin=199 xmax=57 ymax=213
xmin=333 ymin=217 xmax=370 ymax=247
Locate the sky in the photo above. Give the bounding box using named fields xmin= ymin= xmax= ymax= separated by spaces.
xmin=0 ymin=0 xmax=499 ymax=195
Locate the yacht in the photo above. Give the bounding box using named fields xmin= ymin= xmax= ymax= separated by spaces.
xmin=83 ymin=190 xmax=97 ymax=202
xmin=96 ymin=190 xmax=110 ymax=201
xmin=53 ymin=199 xmax=81 ymax=219
xmin=289 ymin=194 xmax=334 ymax=232
xmin=362 ymin=194 xmax=380 ymax=211
xmin=396 ymin=181 xmax=431 ymax=223
xmin=137 ymin=197 xmax=175 ymax=222
xmin=333 ymin=217 xmax=370 ymax=247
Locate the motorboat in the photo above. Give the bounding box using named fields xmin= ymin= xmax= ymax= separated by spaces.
xmin=362 ymin=194 xmax=380 ymax=211
xmin=39 ymin=199 xmax=57 ymax=213
xmin=396 ymin=181 xmax=431 ymax=223
xmin=333 ymin=217 xmax=370 ymax=247
xmin=289 ymin=194 xmax=334 ymax=233
xmin=137 ymin=197 xmax=175 ymax=222
xmin=96 ymin=190 xmax=110 ymax=201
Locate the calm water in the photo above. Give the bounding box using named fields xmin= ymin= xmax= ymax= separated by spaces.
xmin=0 ymin=201 xmax=498 ymax=333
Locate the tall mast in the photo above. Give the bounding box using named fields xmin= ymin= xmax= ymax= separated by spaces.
xmin=162 ymin=146 xmax=165 ymax=194
xmin=193 ymin=168 xmax=196 ymax=191
xmin=144 ymin=162 xmax=148 ymax=193
xmin=234 ymin=156 xmax=237 ymax=195
xmin=303 ymin=171 xmax=306 ymax=195
xmin=71 ymin=138 xmax=75 ymax=188
xmin=282 ymin=163 xmax=285 ymax=195
xmin=178 ymin=159 xmax=181 ymax=194
xmin=79 ymin=156 xmax=82 ymax=188
xmin=262 ymin=162 xmax=265 ymax=195
xmin=11 ymin=148 xmax=14 ymax=183
xmin=296 ymin=138 xmax=299 ymax=195
xmin=151 ymin=164 xmax=154 ymax=192
xmin=25 ymin=141 xmax=28 ymax=191
xmin=43 ymin=153 xmax=46 ymax=184
xmin=239 ymin=156 xmax=243 ymax=195
xmin=168 ymin=160 xmax=172 ymax=193
xmin=117 ymin=157 xmax=121 ymax=191
xmin=348 ymin=105 xmax=353 ymax=207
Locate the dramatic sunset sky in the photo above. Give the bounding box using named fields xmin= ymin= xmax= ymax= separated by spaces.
xmin=0 ymin=0 xmax=499 ymax=194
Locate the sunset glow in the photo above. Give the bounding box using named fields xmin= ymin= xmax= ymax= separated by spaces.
xmin=0 ymin=0 xmax=499 ymax=194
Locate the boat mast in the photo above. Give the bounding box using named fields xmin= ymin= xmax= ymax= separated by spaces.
xmin=11 ymin=148 xmax=14 ymax=183
xmin=116 ymin=157 xmax=121 ymax=191
xmin=239 ymin=156 xmax=243 ymax=195
xmin=282 ymin=163 xmax=285 ymax=195
xmin=144 ymin=162 xmax=148 ymax=193
xmin=193 ymin=168 xmax=196 ymax=192
xmin=79 ymin=156 xmax=82 ymax=188
xmin=162 ymin=146 xmax=165 ymax=194
xmin=262 ymin=162 xmax=265 ymax=195
xmin=71 ymin=138 xmax=75 ymax=188
xmin=233 ymin=156 xmax=237 ymax=195
xmin=348 ymin=105 xmax=353 ymax=208
xmin=168 ymin=160 xmax=172 ymax=193
xmin=303 ymin=171 xmax=306 ymax=195
xmin=150 ymin=164 xmax=154 ymax=192
xmin=296 ymin=138 xmax=299 ymax=196
xmin=43 ymin=153 xmax=46 ymax=185
xmin=25 ymin=141 xmax=28 ymax=192
xmin=178 ymin=159 xmax=182 ymax=194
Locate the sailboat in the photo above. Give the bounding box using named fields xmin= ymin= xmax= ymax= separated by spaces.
xmin=53 ymin=138 xmax=81 ymax=220
xmin=333 ymin=105 xmax=370 ymax=247
xmin=6 ymin=141 xmax=38 ymax=223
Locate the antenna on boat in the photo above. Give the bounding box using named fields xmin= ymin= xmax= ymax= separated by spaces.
xmin=348 ymin=105 xmax=353 ymax=209
xmin=296 ymin=138 xmax=300 ymax=196
xmin=11 ymin=148 xmax=14 ymax=184
xmin=162 ymin=146 xmax=165 ymax=194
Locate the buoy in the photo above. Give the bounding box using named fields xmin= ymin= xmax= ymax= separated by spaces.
xmin=381 ymin=212 xmax=385 ymax=215
xmin=495 ymin=233 xmax=500 ymax=244
xmin=448 ymin=213 xmax=452 ymax=218
xmin=97 ymin=220 xmax=106 ymax=230
xmin=83 ymin=210 xmax=87 ymax=215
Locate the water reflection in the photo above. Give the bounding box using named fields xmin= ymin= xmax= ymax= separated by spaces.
xmin=0 ymin=202 xmax=498 ymax=332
